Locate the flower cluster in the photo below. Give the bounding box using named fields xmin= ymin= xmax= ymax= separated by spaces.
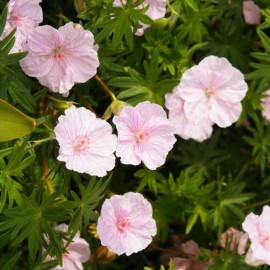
xmin=165 ymin=55 xmax=248 ymax=141
xmin=54 ymin=102 xmax=176 ymax=175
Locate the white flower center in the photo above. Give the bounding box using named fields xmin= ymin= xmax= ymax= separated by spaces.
xmin=134 ymin=130 xmax=150 ymax=143
xmin=10 ymin=13 xmax=22 ymax=26
xmin=117 ymin=218 xmax=131 ymax=232
xmin=205 ymin=87 xmax=215 ymax=97
xmin=53 ymin=46 xmax=64 ymax=59
xmin=73 ymin=135 xmax=90 ymax=153
xmin=260 ymin=234 xmax=270 ymax=249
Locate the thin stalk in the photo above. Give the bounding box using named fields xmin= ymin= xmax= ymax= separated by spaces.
xmin=95 ymin=75 xmax=117 ymax=101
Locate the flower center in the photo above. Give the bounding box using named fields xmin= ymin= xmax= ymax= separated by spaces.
xmin=10 ymin=14 xmax=22 ymax=26
xmin=73 ymin=135 xmax=90 ymax=153
xmin=134 ymin=130 xmax=150 ymax=143
xmin=205 ymin=87 xmax=215 ymax=97
xmin=261 ymin=234 xmax=270 ymax=249
xmin=117 ymin=218 xmax=131 ymax=232
xmin=53 ymin=46 xmax=64 ymax=59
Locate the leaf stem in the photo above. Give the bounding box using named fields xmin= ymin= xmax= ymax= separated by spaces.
xmin=166 ymin=0 xmax=180 ymax=18
xmin=95 ymin=75 xmax=117 ymax=101
xmin=31 ymin=134 xmax=55 ymax=148
xmin=243 ymin=198 xmax=270 ymax=210
xmin=43 ymin=156 xmax=57 ymax=194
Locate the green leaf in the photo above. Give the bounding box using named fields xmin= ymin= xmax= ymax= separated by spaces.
xmin=59 ymin=176 xmax=110 ymax=231
xmin=0 ymin=251 xmax=22 ymax=270
xmin=0 ymin=7 xmax=8 ymax=37
xmin=0 ymin=99 xmax=36 ymax=142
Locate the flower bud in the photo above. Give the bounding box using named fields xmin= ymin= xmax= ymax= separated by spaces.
xmin=48 ymin=96 xmax=75 ymax=111
xmin=74 ymin=0 xmax=86 ymax=14
xmin=152 ymin=18 xmax=169 ymax=28
xmin=102 ymin=100 xmax=127 ymax=120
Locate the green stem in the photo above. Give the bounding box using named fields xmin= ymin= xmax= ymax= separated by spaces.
xmin=95 ymin=75 xmax=117 ymax=101
xmin=166 ymin=0 xmax=180 ymax=18
xmin=243 ymin=198 xmax=270 ymax=210
xmin=31 ymin=134 xmax=55 ymax=148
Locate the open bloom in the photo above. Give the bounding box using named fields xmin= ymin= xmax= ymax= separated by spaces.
xmin=113 ymin=0 xmax=167 ymax=36
xmin=97 ymin=192 xmax=157 ymax=256
xmin=243 ymin=0 xmax=261 ymax=25
xmin=113 ymin=101 xmax=176 ymax=170
xmin=45 ymin=224 xmax=91 ymax=270
xmin=242 ymin=205 xmax=270 ymax=266
xmin=261 ymin=90 xmax=270 ymax=122
xmin=178 ymin=55 xmax=248 ymax=128
xmin=165 ymin=88 xmax=213 ymax=142
xmin=20 ymin=22 xmax=99 ymax=97
xmin=1 ymin=0 xmax=43 ymax=53
xmin=54 ymin=106 xmax=117 ymax=177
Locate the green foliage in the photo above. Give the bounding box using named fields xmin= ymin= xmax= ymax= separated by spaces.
xmin=0 ymin=193 xmax=71 ymax=262
xmin=59 ymin=176 xmax=110 ymax=232
xmin=0 ymin=137 xmax=36 ymax=212
xmin=108 ymin=49 xmax=179 ymax=105
xmin=0 ymin=0 xmax=270 ymax=269
xmin=135 ymin=168 xmax=165 ymax=195
xmin=243 ymin=115 xmax=270 ymax=175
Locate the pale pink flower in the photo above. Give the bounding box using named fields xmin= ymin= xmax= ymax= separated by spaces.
xmin=113 ymin=0 xmax=167 ymax=36
xmin=178 ymin=55 xmax=248 ymax=128
xmin=113 ymin=101 xmax=176 ymax=170
xmin=243 ymin=1 xmax=261 ymax=25
xmin=97 ymin=192 xmax=157 ymax=256
xmin=245 ymin=248 xmax=265 ymax=267
xmin=20 ymin=22 xmax=99 ymax=97
xmin=242 ymin=205 xmax=270 ymax=265
xmin=165 ymin=88 xmax=213 ymax=142
xmin=54 ymin=106 xmax=117 ymax=177
xmin=45 ymin=224 xmax=91 ymax=270
xmin=220 ymin=227 xmax=248 ymax=255
xmin=1 ymin=0 xmax=43 ymax=53
xmin=261 ymin=90 xmax=270 ymax=122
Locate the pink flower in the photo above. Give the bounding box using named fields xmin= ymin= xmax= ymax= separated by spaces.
xmin=20 ymin=22 xmax=99 ymax=97
xmin=54 ymin=106 xmax=117 ymax=177
xmin=245 ymin=248 xmax=265 ymax=267
xmin=45 ymin=224 xmax=91 ymax=270
xmin=97 ymin=192 xmax=157 ymax=256
xmin=1 ymin=0 xmax=43 ymax=53
xmin=220 ymin=227 xmax=248 ymax=255
xmin=178 ymin=55 xmax=248 ymax=128
xmin=242 ymin=205 xmax=270 ymax=265
xmin=165 ymin=88 xmax=213 ymax=142
xmin=243 ymin=1 xmax=261 ymax=25
xmin=113 ymin=0 xmax=167 ymax=36
xmin=113 ymin=101 xmax=176 ymax=170
xmin=261 ymin=90 xmax=270 ymax=122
